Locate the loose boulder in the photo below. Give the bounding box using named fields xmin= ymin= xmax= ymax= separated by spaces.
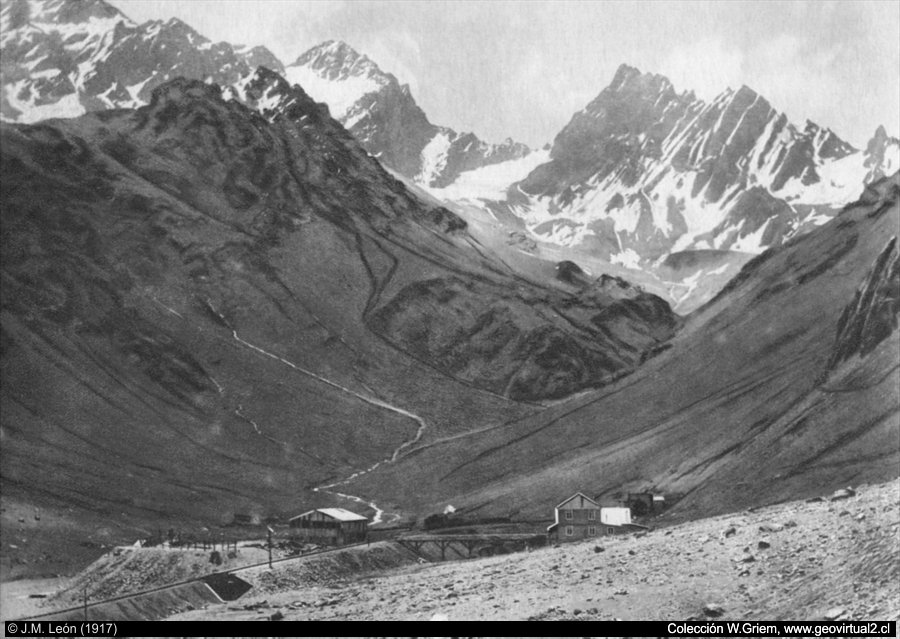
xmin=830 ymin=487 xmax=856 ymax=501
xmin=703 ymin=603 xmax=726 ymax=617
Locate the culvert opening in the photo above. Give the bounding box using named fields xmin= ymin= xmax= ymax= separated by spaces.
xmin=201 ymin=572 xmax=253 ymax=601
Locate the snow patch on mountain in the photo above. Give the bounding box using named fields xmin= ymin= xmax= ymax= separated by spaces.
xmin=426 ymin=148 xmax=550 ymax=201
xmin=870 ymin=140 xmax=900 ymax=179
xmin=124 ymin=78 xmax=151 ymax=106
xmin=23 ymin=0 xmax=132 ymax=34
xmin=416 ymin=131 xmax=452 ymax=184
xmin=800 ymin=207 xmax=831 ymax=227
xmin=528 ymin=218 xmax=597 ymax=246
xmin=778 ymin=146 xmax=871 ymax=206
xmin=343 ymin=103 xmax=372 ymax=130
xmin=4 ymin=82 xmax=85 ymax=122
xmin=611 ymin=248 xmax=642 ymax=269
xmin=729 ymin=218 xmax=772 ymax=253
xmin=284 ymin=64 xmax=383 ymax=119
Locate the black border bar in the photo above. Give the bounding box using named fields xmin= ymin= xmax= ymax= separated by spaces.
xmin=5 ymin=619 xmax=898 ymax=637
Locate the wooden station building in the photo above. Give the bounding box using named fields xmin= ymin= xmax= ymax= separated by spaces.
xmin=547 ymin=492 xmax=645 ymax=542
xmin=288 ymin=507 xmax=368 ymax=545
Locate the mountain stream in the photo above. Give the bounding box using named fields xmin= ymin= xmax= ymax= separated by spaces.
xmin=231 ymin=330 xmax=427 ymax=524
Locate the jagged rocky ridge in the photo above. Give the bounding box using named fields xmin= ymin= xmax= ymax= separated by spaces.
xmin=4 ymin=1 xmax=896 ymax=276
xmin=0 ymin=0 xmax=284 ymax=122
xmin=0 ymin=1 xmax=532 ymax=189
xmin=490 ymin=64 xmax=899 ymax=265
xmin=285 ymin=40 xmax=531 ymax=188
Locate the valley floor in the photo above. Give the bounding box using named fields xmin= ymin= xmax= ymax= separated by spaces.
xmin=168 ymin=479 xmax=900 ymax=621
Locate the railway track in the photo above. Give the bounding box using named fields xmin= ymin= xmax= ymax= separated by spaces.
xmin=13 ymin=540 xmax=370 ymax=621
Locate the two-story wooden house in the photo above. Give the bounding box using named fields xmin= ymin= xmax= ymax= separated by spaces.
xmin=547 ymin=492 xmax=602 ymax=541
xmin=547 ymin=492 xmax=644 ymax=542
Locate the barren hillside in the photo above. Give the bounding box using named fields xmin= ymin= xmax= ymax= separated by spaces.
xmin=167 ymin=479 xmax=900 ymax=621
xmin=0 ymin=74 xmax=677 ymax=577
xmin=352 ymin=174 xmax=900 ymax=522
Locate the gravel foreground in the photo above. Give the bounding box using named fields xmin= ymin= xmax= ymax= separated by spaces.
xmin=168 ymin=479 xmax=899 ymax=621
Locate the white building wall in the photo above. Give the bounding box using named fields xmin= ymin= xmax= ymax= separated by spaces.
xmin=600 ymin=507 xmax=632 ymax=525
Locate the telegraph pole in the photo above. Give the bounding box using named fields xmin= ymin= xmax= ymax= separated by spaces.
xmin=267 ymin=526 xmax=274 ymax=569
xmin=82 ymin=586 xmax=88 ymax=621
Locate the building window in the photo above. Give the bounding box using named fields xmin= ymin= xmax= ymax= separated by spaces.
xmin=588 ymin=510 xmax=596 ymax=520
xmin=588 ymin=526 xmax=596 ymax=536
xmin=565 ymin=526 xmax=574 ymax=536
xmin=564 ymin=510 xmax=573 ymax=520
xmin=608 ymin=527 xmax=614 ymax=534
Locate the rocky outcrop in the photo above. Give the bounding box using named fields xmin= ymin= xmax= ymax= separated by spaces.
xmin=554 ymin=261 xmax=588 ymax=286
xmin=864 ymin=125 xmax=900 ymax=183
xmin=369 ymin=272 xmax=678 ymax=401
xmin=829 ymin=235 xmax=900 ymax=367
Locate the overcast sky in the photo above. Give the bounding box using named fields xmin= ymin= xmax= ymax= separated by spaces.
xmin=109 ymin=0 xmax=900 ymax=149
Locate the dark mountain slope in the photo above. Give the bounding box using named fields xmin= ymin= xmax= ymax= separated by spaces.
xmin=0 ymin=73 xmax=677 ymax=576
xmin=352 ymin=174 xmax=900 ymax=521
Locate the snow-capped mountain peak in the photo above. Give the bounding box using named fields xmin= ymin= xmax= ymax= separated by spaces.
xmin=291 ymin=39 xmax=385 ymax=83
xmin=3 ymin=1 xmax=893 ymax=280
xmin=487 ymin=64 xmax=893 ymax=268
xmin=1 ymin=0 xmax=130 ymax=51
xmin=284 ymin=40 xmax=389 ymax=119
xmin=284 ymin=39 xmax=531 ymax=187
xmin=1 ymin=0 xmax=283 ymax=124
xmin=9 ymin=0 xmax=130 ymax=26
xmin=2 ymin=1 xmax=533 ymax=189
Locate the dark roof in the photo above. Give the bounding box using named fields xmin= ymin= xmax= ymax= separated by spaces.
xmin=555 ymin=492 xmax=600 ymax=509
